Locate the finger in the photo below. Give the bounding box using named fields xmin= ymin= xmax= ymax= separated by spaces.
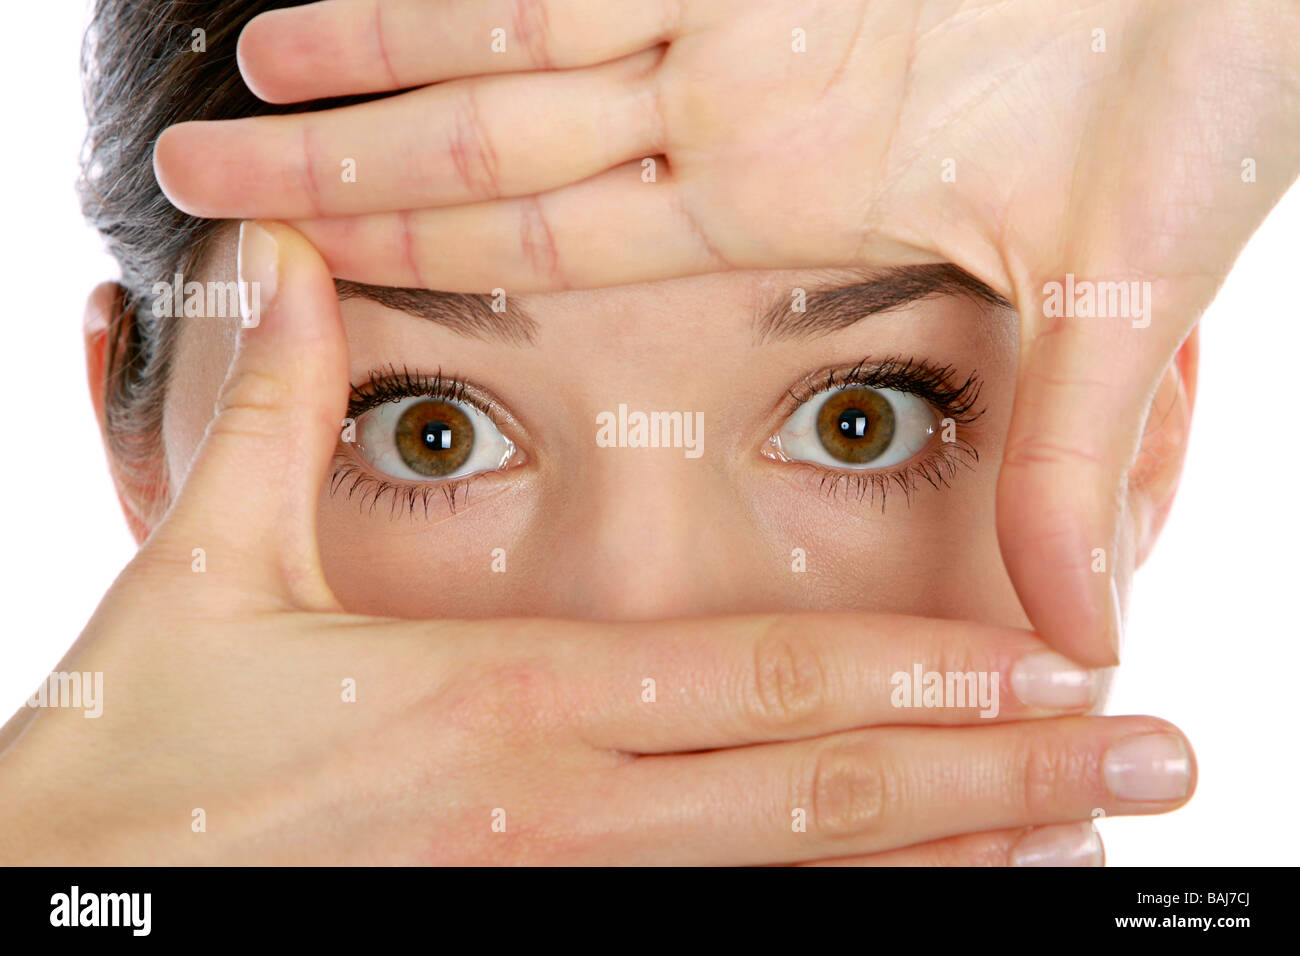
xmin=293 ymin=161 xmax=733 ymax=292
xmin=797 ymin=821 xmax=1104 ymax=867
xmin=484 ymin=612 xmax=1109 ymax=754
xmin=146 ymin=221 xmax=348 ymax=611
xmin=155 ymin=50 xmax=665 ymax=219
xmin=615 ymin=717 xmax=1191 ymax=865
xmin=237 ymin=0 xmax=682 ymax=102
xmin=998 ymin=294 xmax=1188 ymax=667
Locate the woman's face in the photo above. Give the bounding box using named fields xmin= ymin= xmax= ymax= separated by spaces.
xmin=158 ymin=228 xmax=1029 ymax=628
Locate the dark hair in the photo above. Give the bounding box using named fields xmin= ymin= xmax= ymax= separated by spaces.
xmin=79 ymin=0 xmax=329 ymax=513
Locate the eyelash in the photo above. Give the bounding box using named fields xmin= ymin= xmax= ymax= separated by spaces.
xmin=330 ymin=365 xmax=505 ymax=519
xmin=330 ymin=357 xmax=985 ymax=518
xmin=778 ymin=356 xmax=985 ymax=510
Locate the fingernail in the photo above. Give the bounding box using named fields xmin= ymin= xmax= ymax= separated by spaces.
xmin=1109 ymin=576 xmax=1124 ymax=662
xmin=237 ymin=220 xmax=280 ymax=329
xmin=1011 ymin=823 xmax=1103 ymax=867
xmin=1010 ymin=650 xmax=1097 ymax=710
xmin=1104 ymin=734 xmax=1190 ymax=801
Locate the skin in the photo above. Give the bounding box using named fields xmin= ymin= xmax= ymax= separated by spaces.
xmin=166 ymin=228 xmax=1033 ymax=622
xmin=153 ymin=227 xmax=1196 ymax=627
xmin=3 ymin=0 xmax=1248 ymax=864
xmin=156 ymin=0 xmax=1300 ymax=669
xmin=0 ymin=222 xmax=1195 ymax=865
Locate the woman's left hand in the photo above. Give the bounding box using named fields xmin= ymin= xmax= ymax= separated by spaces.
xmin=154 ymin=0 xmax=1300 ymax=667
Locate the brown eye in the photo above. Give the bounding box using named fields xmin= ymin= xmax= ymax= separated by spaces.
xmin=354 ymin=389 xmax=516 ymax=483
xmin=772 ymin=383 xmax=937 ymax=471
xmin=392 ymin=399 xmax=474 ymax=476
xmin=815 ymin=387 xmax=896 ymax=464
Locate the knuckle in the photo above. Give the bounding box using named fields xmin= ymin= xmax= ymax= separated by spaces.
xmin=395 ymin=209 xmax=428 ymax=288
xmin=954 ymin=833 xmax=1019 ymax=867
xmin=510 ymin=0 xmax=554 ymax=69
xmin=446 ymin=87 xmax=502 ymax=200
xmin=1017 ymin=735 xmax=1097 ymax=818
xmin=517 ymin=196 xmax=565 ymax=288
xmin=746 ymin=621 xmax=829 ymax=732
xmin=371 ymin=0 xmax=401 ymax=87
xmin=300 ymin=124 xmax=326 ymax=218
xmin=440 ymin=659 xmax=565 ymax=745
xmin=803 ymin=742 xmax=887 ymax=842
xmin=1001 ymin=435 xmax=1103 ymax=472
xmin=910 ymin=834 xmax=1007 ymax=867
xmin=929 ymin=638 xmax=987 ymax=697
xmin=211 ymin=370 xmax=289 ymax=437
xmin=216 ymin=369 xmax=287 ymax=413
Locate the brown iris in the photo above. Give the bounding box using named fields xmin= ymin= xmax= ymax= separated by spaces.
xmin=815 ymin=387 xmax=895 ymax=464
xmin=394 ymin=399 xmax=474 ymax=477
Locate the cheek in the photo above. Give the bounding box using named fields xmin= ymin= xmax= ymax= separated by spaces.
xmin=316 ymin=479 xmax=543 ymax=618
xmin=741 ymin=466 xmax=1028 ymax=630
xmin=318 ymin=473 xmax=1027 ymax=631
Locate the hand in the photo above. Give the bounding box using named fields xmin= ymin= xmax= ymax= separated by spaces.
xmin=0 ymin=223 xmax=1193 ymax=864
xmin=154 ymin=0 xmax=1300 ymax=667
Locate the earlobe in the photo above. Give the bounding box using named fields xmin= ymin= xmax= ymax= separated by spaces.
xmin=84 ymin=282 xmax=156 ymax=546
xmin=1128 ymin=327 xmax=1199 ymax=568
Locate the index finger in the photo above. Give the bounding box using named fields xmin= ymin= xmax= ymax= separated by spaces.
xmin=512 ymin=611 xmax=1110 ymax=754
xmin=237 ymin=0 xmax=678 ymax=102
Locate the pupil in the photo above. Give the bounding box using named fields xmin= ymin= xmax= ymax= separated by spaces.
xmin=422 ymin=421 xmax=453 ymax=451
xmin=837 ymin=408 xmax=869 ymax=439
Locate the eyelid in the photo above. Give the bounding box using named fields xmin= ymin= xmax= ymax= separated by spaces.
xmin=761 ymin=355 xmax=985 ymax=508
xmin=777 ymin=356 xmax=985 ymax=422
xmin=331 ymin=366 xmax=529 ymax=519
xmin=346 ymin=364 xmax=526 ymax=442
xmin=768 ymin=384 xmax=936 ymax=471
xmin=759 ymin=356 xmax=984 ymax=450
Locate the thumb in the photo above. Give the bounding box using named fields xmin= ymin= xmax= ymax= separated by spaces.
xmin=997 ymin=293 xmax=1185 ymax=669
xmin=149 ymin=221 xmax=349 ymax=611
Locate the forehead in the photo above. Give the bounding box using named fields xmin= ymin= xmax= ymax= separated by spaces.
xmin=519 ymin=268 xmax=863 ymax=347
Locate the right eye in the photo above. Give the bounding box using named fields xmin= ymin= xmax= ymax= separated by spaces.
xmin=770 ymin=384 xmax=938 ymax=470
xmin=354 ymin=395 xmax=515 ymax=481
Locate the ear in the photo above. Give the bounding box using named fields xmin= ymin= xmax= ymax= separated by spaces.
xmin=84 ymin=282 xmax=160 ymax=546
xmin=1127 ymin=326 xmax=1199 ymax=568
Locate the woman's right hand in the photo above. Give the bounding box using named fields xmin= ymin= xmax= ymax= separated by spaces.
xmin=0 ymin=222 xmax=1193 ymax=865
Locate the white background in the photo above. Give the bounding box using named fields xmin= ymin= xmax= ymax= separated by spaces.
xmin=1 ymin=2 xmax=1295 ymax=865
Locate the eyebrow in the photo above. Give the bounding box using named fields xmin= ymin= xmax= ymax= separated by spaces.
xmin=335 ymin=279 xmax=538 ymax=346
xmin=756 ymin=264 xmax=1013 ymax=343
xmin=335 ymin=263 xmax=1008 ymax=346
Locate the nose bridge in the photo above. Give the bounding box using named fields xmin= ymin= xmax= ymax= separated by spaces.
xmin=559 ymin=418 xmax=733 ymax=620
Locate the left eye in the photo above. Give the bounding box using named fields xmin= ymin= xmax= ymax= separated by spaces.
xmin=770 ymin=386 xmax=937 ymax=470
xmin=354 ymin=396 xmax=514 ymax=481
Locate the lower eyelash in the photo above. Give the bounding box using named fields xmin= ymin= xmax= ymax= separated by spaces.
xmin=778 ymin=355 xmax=986 ymax=510
xmin=809 ymin=436 xmax=980 ymax=511
xmin=335 ymin=358 xmax=980 ymax=517
xmin=332 ymin=365 xmax=518 ymax=520
xmin=329 ymin=458 xmax=475 ymax=519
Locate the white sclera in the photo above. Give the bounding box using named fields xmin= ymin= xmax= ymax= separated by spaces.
xmin=773 ymin=386 xmax=937 ymax=470
xmin=355 ymin=396 xmax=514 ymax=481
